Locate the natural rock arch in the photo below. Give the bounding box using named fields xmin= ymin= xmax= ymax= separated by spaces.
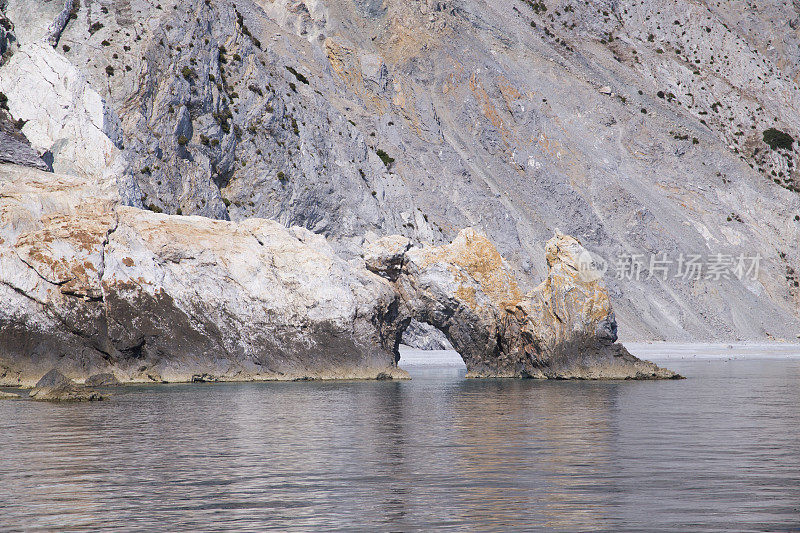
xmin=366 ymin=229 xmax=677 ymax=379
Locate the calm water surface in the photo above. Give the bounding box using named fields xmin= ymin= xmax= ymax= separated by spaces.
xmin=1 ymin=358 xmax=799 ymax=532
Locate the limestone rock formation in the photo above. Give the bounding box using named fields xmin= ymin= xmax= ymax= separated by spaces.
xmin=0 ymin=164 xmax=406 ymax=386
xmin=1 ymin=163 xmax=676 ymax=383
xmin=99 ymin=208 xmax=405 ymax=383
xmin=367 ymin=229 xmax=678 ymax=379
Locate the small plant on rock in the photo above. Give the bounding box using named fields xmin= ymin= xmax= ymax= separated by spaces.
xmin=285 ymin=66 xmax=309 ymax=85
xmin=763 ymin=128 xmax=794 ymax=151
xmin=376 ymin=149 xmax=395 ymax=168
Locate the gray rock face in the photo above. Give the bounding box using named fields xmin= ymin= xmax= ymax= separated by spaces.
xmin=29 ymin=369 xmax=103 ymax=401
xmin=0 ymin=117 xmax=50 ymax=170
xmin=0 ymin=0 xmax=798 ymax=342
xmin=84 ymin=373 xmax=120 ymax=387
xmin=401 ymin=320 xmax=453 ymax=351
xmin=31 ymin=369 xmax=75 ymax=390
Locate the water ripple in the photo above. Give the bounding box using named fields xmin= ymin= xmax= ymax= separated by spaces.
xmin=1 ymin=359 xmax=799 ymax=531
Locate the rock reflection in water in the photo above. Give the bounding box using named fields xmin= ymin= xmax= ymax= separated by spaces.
xmin=446 ymin=380 xmax=620 ymax=530
xmin=0 ymin=359 xmax=799 ymax=531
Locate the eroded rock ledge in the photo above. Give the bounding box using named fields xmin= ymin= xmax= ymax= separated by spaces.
xmin=0 ymin=164 xmax=677 ymax=385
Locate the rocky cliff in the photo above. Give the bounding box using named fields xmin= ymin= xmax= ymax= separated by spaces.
xmin=0 ymin=164 xmax=406 ymax=384
xmin=0 ymin=164 xmax=675 ymax=384
xmin=0 ymin=0 xmax=798 ymax=341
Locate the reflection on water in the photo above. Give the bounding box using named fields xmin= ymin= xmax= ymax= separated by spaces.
xmin=1 ymin=359 xmax=799 ymax=531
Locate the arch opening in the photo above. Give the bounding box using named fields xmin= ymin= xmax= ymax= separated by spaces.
xmin=397 ymin=319 xmax=466 ymax=369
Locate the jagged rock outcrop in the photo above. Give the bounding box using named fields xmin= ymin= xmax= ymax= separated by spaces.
xmin=366 ymin=229 xmax=678 ymax=379
xmin=0 ymin=164 xmax=406 ymax=386
xmin=1 ymin=163 xmax=676 ymax=383
xmin=43 ymin=0 xmax=74 ymax=48
xmin=0 ymin=111 xmax=49 ymax=170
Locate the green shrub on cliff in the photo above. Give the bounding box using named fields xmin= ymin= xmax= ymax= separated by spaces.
xmin=763 ymin=128 xmax=794 ymax=151
xmin=376 ymin=149 xmax=394 ymax=168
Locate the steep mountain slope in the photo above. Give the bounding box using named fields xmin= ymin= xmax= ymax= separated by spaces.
xmin=1 ymin=0 xmax=798 ymax=340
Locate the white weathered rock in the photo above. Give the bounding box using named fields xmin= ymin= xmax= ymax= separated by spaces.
xmin=100 ymin=207 xmax=405 ymax=382
xmin=0 ymin=42 xmax=125 ymax=180
xmin=0 ymin=164 xmax=407 ymax=385
xmin=364 ymin=234 xmax=411 ymax=281
xmin=0 ymin=162 xmax=677 ymax=383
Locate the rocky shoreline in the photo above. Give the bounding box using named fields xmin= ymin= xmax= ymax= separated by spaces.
xmin=0 ymin=163 xmax=677 ymax=393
